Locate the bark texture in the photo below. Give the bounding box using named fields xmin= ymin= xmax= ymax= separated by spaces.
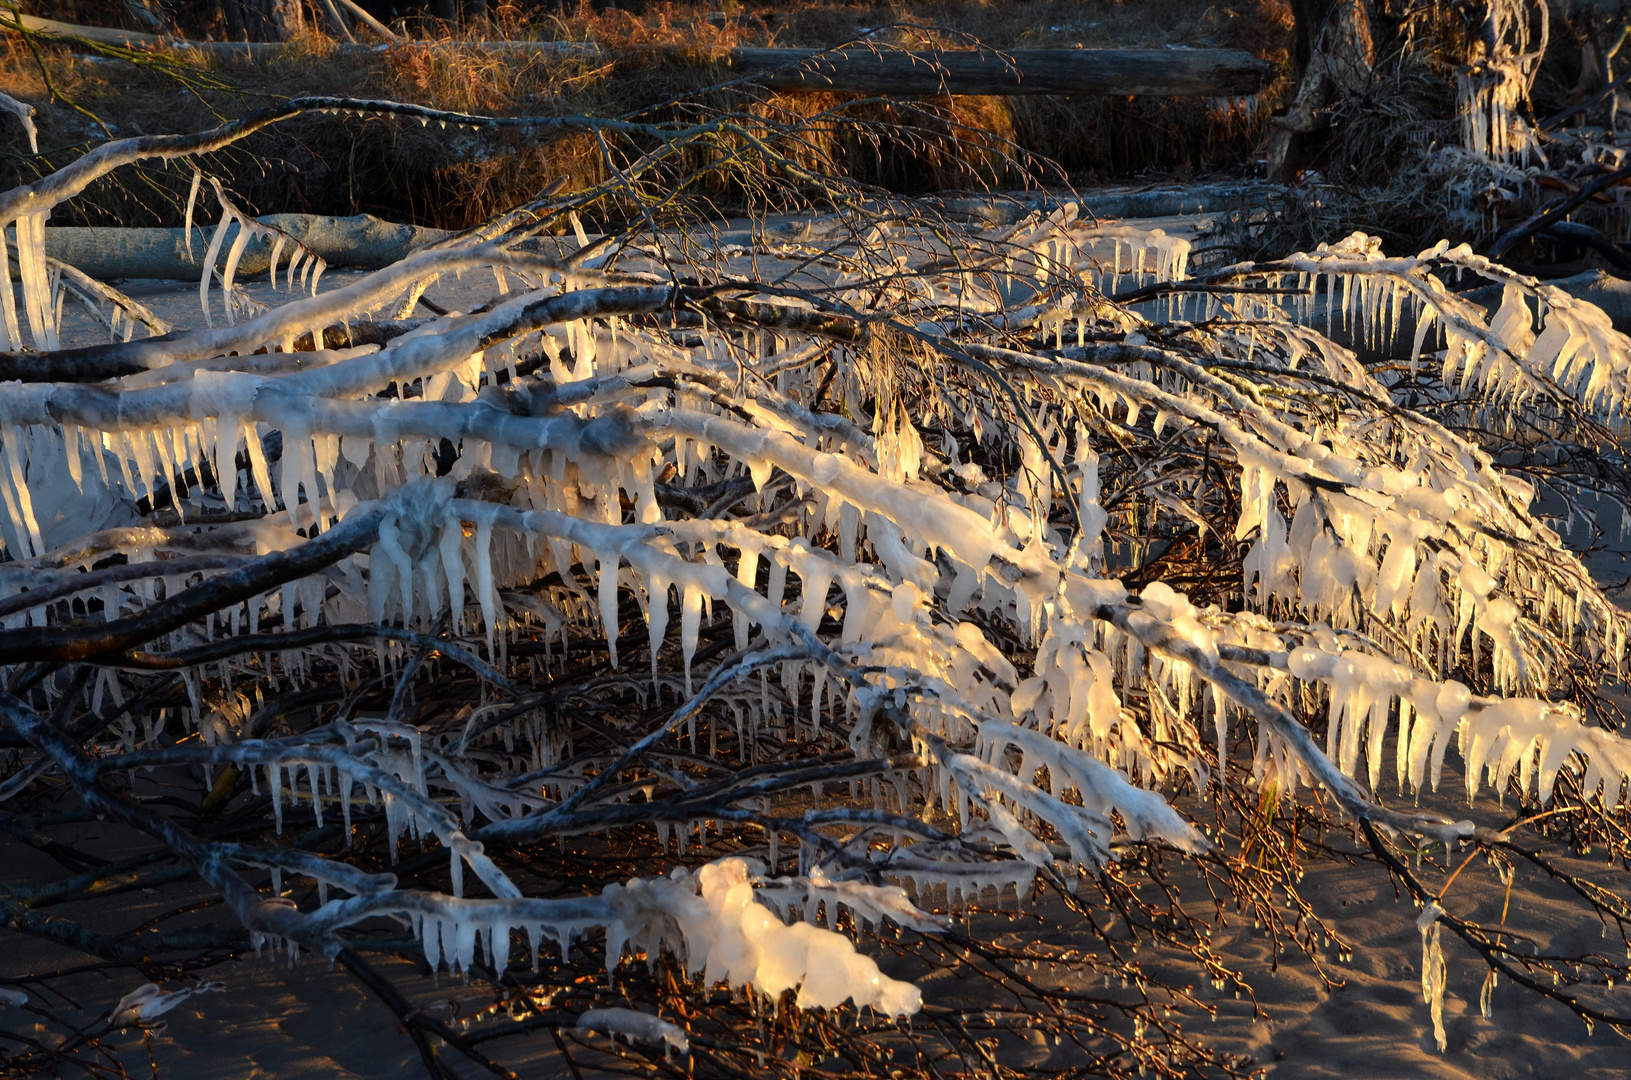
xmin=1266 ymin=0 xmax=1376 ymax=180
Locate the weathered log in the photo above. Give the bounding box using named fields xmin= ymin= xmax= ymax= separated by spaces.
xmin=1546 ymin=269 xmax=1631 ymax=332
xmin=725 ymin=47 xmax=1270 ymax=97
xmin=43 ymin=213 xmax=451 ymax=280
xmin=7 ymin=17 xmax=1268 ymax=98
xmin=11 ymin=12 xmax=165 ymax=47
xmin=927 ymin=183 xmax=1283 ymax=226
xmin=47 ymin=190 xmax=1291 ymax=281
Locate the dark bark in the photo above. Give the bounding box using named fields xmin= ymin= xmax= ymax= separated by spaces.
xmin=1266 ymin=0 xmax=1376 ymax=180
xmin=230 ymin=0 xmax=305 ymax=41
xmin=219 ymin=0 xmax=248 ymax=42
xmin=1288 ymin=0 xmax=1328 ymax=75
xmin=0 ymin=504 xmax=387 ymax=665
xmin=1489 ymin=164 xmax=1631 ymax=259
xmin=1536 ymin=220 xmax=1631 ymax=274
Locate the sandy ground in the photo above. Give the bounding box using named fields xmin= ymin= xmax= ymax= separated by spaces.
xmin=6 ymin=228 xmax=1631 ymax=1078
xmin=8 ymin=778 xmax=1629 ymax=1079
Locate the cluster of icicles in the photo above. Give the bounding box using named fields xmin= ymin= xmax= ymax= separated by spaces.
xmin=1454 ymin=0 xmax=1547 ymax=166
xmin=186 ymin=175 xmax=329 ymax=330
xmin=1 ymin=178 xmax=327 ymax=357
xmin=254 ymin=848 xmax=931 ymax=1018
xmin=1456 ymin=61 xmax=1544 ymax=166
xmin=372 ymin=858 xmax=931 ymax=1017
xmin=10 ymin=135 xmax=1631 ymax=1040
xmin=7 ymin=209 xmax=1631 ymax=813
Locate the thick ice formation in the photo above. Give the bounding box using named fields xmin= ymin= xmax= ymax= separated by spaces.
xmin=1454 ymin=0 xmax=1546 ymax=165
xmin=0 ymin=92 xmax=36 ymax=155
xmin=976 ymin=721 xmax=1211 ymax=856
xmin=603 ymin=859 xmax=922 ymax=1016
xmin=319 ymin=859 xmax=923 ymax=1017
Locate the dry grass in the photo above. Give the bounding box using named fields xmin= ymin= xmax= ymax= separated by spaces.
xmin=0 ymin=0 xmax=1292 ymax=229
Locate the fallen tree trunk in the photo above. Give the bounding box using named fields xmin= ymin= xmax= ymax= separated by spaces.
xmin=44 ymin=213 xmax=451 ymax=280
xmin=724 ymin=47 xmax=1269 ymax=97
xmin=45 ymin=204 xmax=1631 ymax=343
xmin=928 ymin=183 xmax=1284 ymax=226
xmin=11 ymin=12 xmax=168 ymax=47
xmin=1547 ymin=269 xmax=1631 ymax=331
xmin=44 ymin=193 xmax=1278 ymax=280
xmin=8 ymin=16 xmax=1268 ymax=97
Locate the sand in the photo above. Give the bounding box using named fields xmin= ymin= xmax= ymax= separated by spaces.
xmin=9 ymin=781 xmax=1627 ymax=1078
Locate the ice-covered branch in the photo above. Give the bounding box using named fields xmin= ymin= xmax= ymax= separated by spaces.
xmin=1088 ymin=595 xmax=1482 ymax=843
xmin=0 ymin=492 xmax=390 ymax=663
xmin=0 ymin=692 xmax=328 ymax=953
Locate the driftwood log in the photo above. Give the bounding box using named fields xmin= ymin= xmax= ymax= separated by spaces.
xmin=723 ymin=47 xmax=1269 ymax=97
xmin=45 ymin=187 xmax=1289 ymax=280
xmin=43 ymin=214 xmax=451 ymax=280
xmin=9 ymin=16 xmax=1268 ymax=98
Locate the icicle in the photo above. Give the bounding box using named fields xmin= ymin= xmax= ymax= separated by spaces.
xmin=598 ymin=548 xmax=620 ymax=669
xmin=309 ymin=764 xmax=324 ymax=827
xmin=219 ymin=219 xmax=254 ymax=326
xmin=439 ymin=519 xmax=467 ymax=633
xmin=62 ymin=425 xmax=83 ymax=492
xmin=257 ymin=225 xmax=290 ymax=293
xmin=340 ymin=767 xmax=353 ymax=842
xmin=15 ymin=213 xmax=57 ymax=350
xmin=1418 ymin=901 xmax=1447 ymax=1052
xmin=1 ymin=426 xmax=43 ymax=557
xmin=475 ymin=516 xmax=498 ymax=652
xmin=269 ymin=764 xmax=284 ymax=833
xmin=0 ymin=225 xmax=21 ymax=351
xmin=183 ymin=169 xmax=202 ymax=258
xmin=680 ymin=583 xmax=703 ymax=696
xmin=198 ymin=206 xmax=234 ymax=328
xmin=243 ymin=422 xmax=276 ymax=509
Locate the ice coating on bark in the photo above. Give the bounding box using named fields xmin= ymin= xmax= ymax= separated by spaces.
xmin=0 ymin=92 xmax=37 ymax=155
xmin=108 ymin=982 xmax=226 ymax=1028
xmin=577 ymin=1008 xmax=689 ymax=1057
xmin=162 ymin=731 xmax=520 ymax=900
xmin=754 ymin=864 xmax=946 ymax=934
xmin=976 ymin=721 xmax=1211 ymax=855
xmin=1417 ymin=902 xmax=1448 ymax=1052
